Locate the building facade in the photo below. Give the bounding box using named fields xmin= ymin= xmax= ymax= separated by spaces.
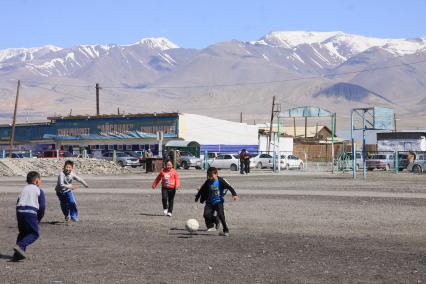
xmin=0 ymin=113 xmax=259 ymax=155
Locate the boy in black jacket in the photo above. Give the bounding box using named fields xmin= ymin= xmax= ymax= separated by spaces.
xmin=195 ymin=167 xmax=239 ymax=236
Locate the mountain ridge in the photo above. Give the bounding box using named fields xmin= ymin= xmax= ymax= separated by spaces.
xmin=0 ymin=32 xmax=425 ymax=129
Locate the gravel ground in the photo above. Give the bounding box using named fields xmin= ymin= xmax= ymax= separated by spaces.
xmin=0 ymin=171 xmax=425 ymax=283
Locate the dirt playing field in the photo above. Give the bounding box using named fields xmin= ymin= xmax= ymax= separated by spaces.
xmin=1 ymin=171 xmax=425 ymax=283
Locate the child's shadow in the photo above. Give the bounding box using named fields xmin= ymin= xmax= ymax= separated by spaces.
xmin=40 ymin=221 xmax=65 ymax=225
xmin=169 ymin=227 xmax=214 ymax=239
xmin=0 ymin=253 xmax=14 ymax=262
xmin=139 ymin=213 xmax=164 ymax=217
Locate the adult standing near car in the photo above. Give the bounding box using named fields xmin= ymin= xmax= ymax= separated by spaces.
xmin=145 ymin=148 xmax=153 ymax=159
xmin=243 ymin=150 xmax=251 ymax=174
xmin=407 ymin=151 xmax=416 ymax=171
xmin=176 ymin=150 xmax=182 ymax=167
xmin=239 ymin=149 xmax=246 ymax=174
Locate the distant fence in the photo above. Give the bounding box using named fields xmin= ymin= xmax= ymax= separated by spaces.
xmin=294 ymin=143 xmax=378 ymax=162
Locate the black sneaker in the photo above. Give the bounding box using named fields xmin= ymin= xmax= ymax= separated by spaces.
xmin=13 ymin=246 xmax=26 ymax=261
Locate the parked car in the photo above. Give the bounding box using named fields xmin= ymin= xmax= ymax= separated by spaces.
xmin=208 ymin=154 xmax=241 ymax=171
xmin=38 ymin=150 xmax=72 ymax=158
xmin=179 ymin=151 xmax=202 ymax=169
xmin=252 ymin=153 xmax=273 ymax=169
xmin=102 ymin=151 xmax=140 ymax=167
xmin=4 ymin=152 xmax=24 ymax=158
xmin=208 ymin=154 xmax=255 ymax=171
xmin=126 ymin=151 xmax=145 ymax=166
xmin=366 ymin=153 xmax=394 ymax=171
xmin=280 ymin=154 xmax=304 ymax=170
xmin=20 ymin=151 xmax=37 ymax=158
xmin=411 ymin=153 xmax=426 ymax=173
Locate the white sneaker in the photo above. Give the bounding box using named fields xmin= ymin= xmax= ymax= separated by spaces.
xmin=207 ymin=227 xmax=216 ymax=232
xmin=167 ymin=212 xmax=172 ymax=217
xmin=163 ymin=209 xmax=168 ymax=215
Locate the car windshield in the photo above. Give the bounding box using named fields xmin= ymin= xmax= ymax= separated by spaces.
xmin=116 ymin=152 xmax=128 ymax=157
xmin=232 ymin=155 xmax=239 ymax=159
xmin=370 ymin=155 xmax=387 ymax=160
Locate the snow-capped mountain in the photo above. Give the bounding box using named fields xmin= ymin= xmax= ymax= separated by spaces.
xmin=0 ymin=32 xmax=425 ymax=128
xmin=0 ymin=37 xmax=185 ymax=81
xmin=252 ymin=31 xmax=426 ymax=67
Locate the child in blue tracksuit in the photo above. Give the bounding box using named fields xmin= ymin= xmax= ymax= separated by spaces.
xmin=195 ymin=167 xmax=239 ymax=236
xmin=55 ymin=160 xmax=88 ymax=222
xmin=14 ymin=171 xmax=45 ymax=261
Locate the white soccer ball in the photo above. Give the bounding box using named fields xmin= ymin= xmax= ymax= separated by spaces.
xmin=185 ymin=219 xmax=199 ymax=233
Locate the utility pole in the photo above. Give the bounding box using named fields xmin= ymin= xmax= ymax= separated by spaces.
xmin=334 ymin=112 xmax=337 ymax=134
xmin=267 ymin=96 xmax=276 ymax=152
xmin=394 ymin=113 xmax=397 ymax=132
xmin=293 ymin=117 xmax=296 ymax=138
xmin=240 ymin=112 xmax=243 ymax=123
xmin=9 ymin=80 xmax=21 ymax=156
xmin=304 ymin=117 xmax=308 ymax=140
xmin=96 ymin=83 xmax=100 ymax=116
xmin=274 ymin=103 xmax=282 ymax=173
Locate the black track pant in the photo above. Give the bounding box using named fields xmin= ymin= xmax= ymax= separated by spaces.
xmin=203 ymin=202 xmax=229 ymax=232
xmin=161 ymin=188 xmax=176 ymax=213
xmin=244 ymin=159 xmax=250 ymax=173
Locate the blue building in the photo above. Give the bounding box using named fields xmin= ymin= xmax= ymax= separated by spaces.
xmin=0 ymin=113 xmax=259 ymax=155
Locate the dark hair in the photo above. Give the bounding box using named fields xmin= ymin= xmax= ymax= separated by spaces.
xmin=207 ymin=167 xmax=218 ymax=177
xmin=64 ymin=160 xmax=74 ymax=167
xmin=26 ymin=171 xmax=41 ymax=184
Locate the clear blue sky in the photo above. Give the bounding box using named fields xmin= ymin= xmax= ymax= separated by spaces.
xmin=1 ymin=0 xmax=425 ymax=49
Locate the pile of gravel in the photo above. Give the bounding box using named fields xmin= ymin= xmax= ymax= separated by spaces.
xmin=0 ymin=158 xmax=131 ymax=176
xmin=0 ymin=160 xmax=15 ymax=176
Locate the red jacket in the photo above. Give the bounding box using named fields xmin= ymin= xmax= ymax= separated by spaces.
xmin=152 ymin=168 xmax=180 ymax=190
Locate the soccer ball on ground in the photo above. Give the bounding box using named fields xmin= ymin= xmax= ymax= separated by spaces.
xmin=185 ymin=219 xmax=199 ymax=233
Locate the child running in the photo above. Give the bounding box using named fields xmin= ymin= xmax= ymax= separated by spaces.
xmin=55 ymin=160 xmax=88 ymax=222
xmin=195 ymin=167 xmax=239 ymax=236
xmin=152 ymin=161 xmax=180 ymax=217
xmin=13 ymin=171 xmax=45 ymax=261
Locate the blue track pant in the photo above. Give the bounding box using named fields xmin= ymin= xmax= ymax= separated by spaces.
xmin=57 ymin=191 xmax=78 ymax=220
xmin=16 ymin=212 xmax=39 ymax=251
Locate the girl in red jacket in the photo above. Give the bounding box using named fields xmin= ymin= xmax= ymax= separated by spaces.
xmin=152 ymin=161 xmax=180 ymax=216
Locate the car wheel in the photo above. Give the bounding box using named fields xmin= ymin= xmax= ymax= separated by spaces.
xmin=131 ymin=165 xmax=137 ymax=168
xmin=367 ymin=168 xmax=373 ymax=171
xmin=256 ymin=162 xmax=262 ymax=169
xmin=117 ymin=161 xmax=124 ymax=167
xmin=298 ymin=163 xmax=303 ymax=170
xmin=195 ymin=166 xmax=201 ymax=170
xmin=285 ymin=164 xmax=290 ymax=170
xmin=181 ymin=161 xmax=189 ymax=170
xmin=230 ymin=164 xmax=238 ymax=171
xmin=412 ymin=164 xmax=422 ymax=173
xmin=385 ymin=164 xmax=390 ymax=171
